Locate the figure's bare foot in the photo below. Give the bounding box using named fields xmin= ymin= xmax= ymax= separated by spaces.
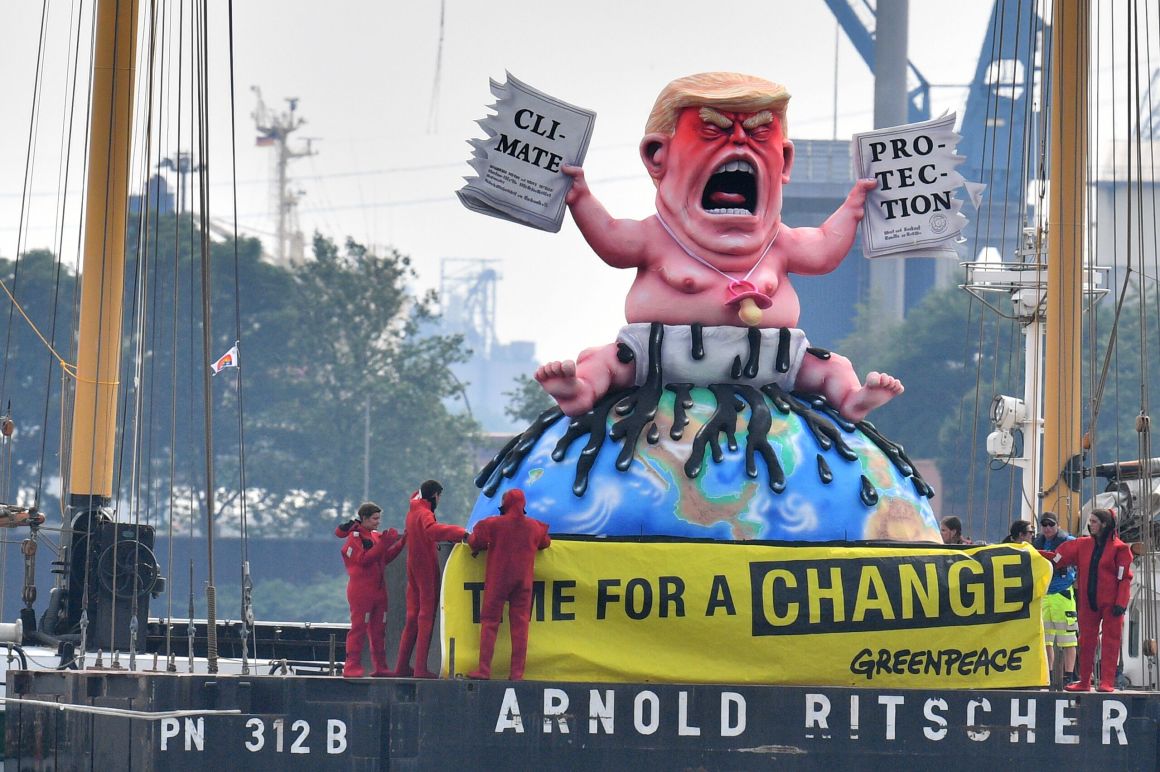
xmin=840 ymin=371 xmax=903 ymax=422
xmin=535 ymin=360 xmax=597 ymax=416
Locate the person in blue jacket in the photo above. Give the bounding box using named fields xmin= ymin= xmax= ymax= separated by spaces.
xmin=1033 ymin=512 xmax=1078 ymax=684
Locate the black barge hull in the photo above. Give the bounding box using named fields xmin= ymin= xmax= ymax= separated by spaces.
xmin=5 ymin=670 xmax=1159 ymax=770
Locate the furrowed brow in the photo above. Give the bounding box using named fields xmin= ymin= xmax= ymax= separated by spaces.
xmin=698 ymin=107 xmax=733 ymax=129
xmin=742 ymin=111 xmax=774 ymax=130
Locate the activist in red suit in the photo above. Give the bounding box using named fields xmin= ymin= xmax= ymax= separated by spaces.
xmin=341 ymin=502 xmax=406 ymax=678
xmin=467 ymin=488 xmax=551 ymax=681
xmin=393 ymin=480 xmax=467 ymax=678
xmin=1040 ymin=508 xmax=1134 ymax=692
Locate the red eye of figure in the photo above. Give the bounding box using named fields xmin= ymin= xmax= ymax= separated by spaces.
xmin=747 ymin=126 xmax=771 ymax=142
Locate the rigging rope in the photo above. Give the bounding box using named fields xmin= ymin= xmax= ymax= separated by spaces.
xmin=37 ymin=0 xmax=89 ymax=523
xmin=425 ymin=0 xmax=445 ymax=134
xmin=163 ymin=0 xmax=183 ymax=673
xmin=226 ymin=0 xmax=256 ymax=671
xmin=0 ymin=0 xmax=51 ymax=631
xmin=0 ymin=279 xmax=77 ymax=378
xmin=0 ymin=0 xmax=258 ymax=671
xmin=3 ymin=0 xmax=52 ymax=404
xmin=193 ymin=0 xmax=219 ymax=675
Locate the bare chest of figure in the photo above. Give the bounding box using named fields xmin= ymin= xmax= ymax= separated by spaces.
xmin=623 ymin=254 xmax=802 ymax=328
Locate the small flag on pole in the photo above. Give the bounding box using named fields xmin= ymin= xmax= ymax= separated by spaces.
xmin=210 ymin=343 xmax=239 ymax=375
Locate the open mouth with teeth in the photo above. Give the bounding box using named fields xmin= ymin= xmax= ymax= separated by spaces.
xmin=702 ymin=159 xmax=758 ymax=215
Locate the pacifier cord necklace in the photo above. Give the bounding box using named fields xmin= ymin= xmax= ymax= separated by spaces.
xmin=653 ymin=213 xmax=782 ymax=285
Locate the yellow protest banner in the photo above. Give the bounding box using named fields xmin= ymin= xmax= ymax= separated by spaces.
xmin=441 ymin=538 xmax=1051 ymax=688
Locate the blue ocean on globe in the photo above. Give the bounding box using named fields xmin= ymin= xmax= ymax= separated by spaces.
xmin=470 ymin=384 xmax=939 ymax=543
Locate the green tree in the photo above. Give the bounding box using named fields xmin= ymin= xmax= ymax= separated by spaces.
xmin=253 ymin=573 xmax=348 ymax=623
xmin=0 ymin=248 xmax=79 ymax=505
xmin=838 ymin=285 xmax=1022 ymax=540
xmin=503 ymin=373 xmax=555 ymax=425
xmin=836 ymin=280 xmax=1160 ymax=543
xmin=242 ymin=234 xmax=480 ymax=528
xmin=0 ymin=222 xmax=481 ymax=534
xmin=1080 ymin=284 xmax=1160 ymax=488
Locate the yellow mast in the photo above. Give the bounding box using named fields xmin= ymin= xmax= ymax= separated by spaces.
xmin=69 ymin=0 xmax=140 ymax=507
xmin=1041 ymin=0 xmax=1088 ymax=532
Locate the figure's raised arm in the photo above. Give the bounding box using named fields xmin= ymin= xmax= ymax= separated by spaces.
xmin=785 ymin=178 xmax=876 ymax=275
xmin=418 ymin=509 xmax=467 ymax=544
xmin=563 ymin=164 xmax=649 ymax=269
xmin=382 ymin=528 xmax=406 ymax=564
xmin=1041 ymin=537 xmax=1079 ymax=568
xmin=467 ymin=521 xmax=491 ymax=554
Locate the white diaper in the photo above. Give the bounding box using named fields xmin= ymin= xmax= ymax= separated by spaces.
xmin=615 ymin=324 xmax=809 ymax=389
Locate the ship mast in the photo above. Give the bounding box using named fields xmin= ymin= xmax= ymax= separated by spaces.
xmin=69 ymin=0 xmax=139 ymax=511
xmin=1041 ymin=0 xmax=1089 ymax=531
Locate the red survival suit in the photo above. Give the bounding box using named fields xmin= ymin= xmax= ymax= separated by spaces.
xmin=1043 ymin=530 xmax=1134 ymax=691
xmin=341 ymin=525 xmax=405 ymax=677
xmin=467 ymin=489 xmax=551 ymax=680
xmin=393 ymin=492 xmax=466 ymax=677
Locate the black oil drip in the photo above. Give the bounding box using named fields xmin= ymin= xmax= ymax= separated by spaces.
xmin=608 ymin=324 xmax=665 ymax=472
xmin=690 ymin=323 xmax=705 ymax=360
xmin=761 ymin=384 xmax=857 ymax=461
xmin=775 ymin=328 xmax=792 ymax=373
xmin=786 ymin=392 xmax=934 ymax=500
xmin=806 ymin=346 xmax=832 ymax=360
xmin=552 ymin=397 xmax=617 ymax=496
xmin=859 ymin=475 xmax=879 ymax=506
xmin=546 ymin=324 xmax=664 ymax=496
xmin=856 ymin=419 xmax=913 ymax=475
xmin=684 ymin=384 xmax=742 ymax=479
xmin=665 ymin=383 xmax=694 ymax=440
xmin=733 ymin=383 xmax=786 ymax=492
xmin=801 ymin=393 xmax=857 ymax=432
xmin=646 ymin=423 xmax=660 ymax=444
xmin=730 ymin=327 xmax=762 ymax=380
xmin=857 ymin=419 xmax=935 ymax=498
xmin=747 ymin=326 xmax=765 ymax=377
xmin=475 ymin=405 xmax=565 ymax=496
xmin=911 ymin=476 xmax=935 ymax=499
xmin=816 ymin=454 xmax=833 ymax=484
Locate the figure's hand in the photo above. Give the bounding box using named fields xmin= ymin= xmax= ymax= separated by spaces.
xmin=385 ymin=527 xmax=399 ymax=540
xmin=1113 ymin=605 xmax=1127 ymax=616
xmin=844 ymin=178 xmax=877 ymax=219
xmin=561 ymin=163 xmax=588 ymax=205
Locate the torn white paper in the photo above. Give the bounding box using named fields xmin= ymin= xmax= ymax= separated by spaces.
xmin=457 ymin=73 xmax=596 ymax=233
xmin=852 ymin=113 xmax=981 ymax=259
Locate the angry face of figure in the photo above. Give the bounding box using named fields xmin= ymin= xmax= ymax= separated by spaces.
xmin=642 ymin=105 xmax=793 ymax=264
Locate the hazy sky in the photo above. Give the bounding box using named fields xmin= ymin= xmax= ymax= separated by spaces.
xmin=0 ymin=1 xmax=995 ymax=363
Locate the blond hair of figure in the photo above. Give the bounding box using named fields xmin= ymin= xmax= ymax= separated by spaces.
xmin=645 ymin=72 xmax=791 ymax=137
